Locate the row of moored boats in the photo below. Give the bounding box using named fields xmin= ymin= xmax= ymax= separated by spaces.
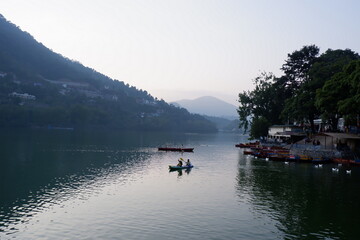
xmin=236 ymin=142 xmax=360 ymax=165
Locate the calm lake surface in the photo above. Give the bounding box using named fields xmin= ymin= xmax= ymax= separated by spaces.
xmin=1 ymin=129 xmax=360 ymax=240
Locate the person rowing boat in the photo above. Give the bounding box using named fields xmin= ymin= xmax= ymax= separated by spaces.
xmin=177 ymin=158 xmax=183 ymax=167
xmin=169 ymin=158 xmax=193 ymax=170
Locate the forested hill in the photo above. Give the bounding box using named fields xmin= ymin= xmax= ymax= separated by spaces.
xmin=0 ymin=14 xmax=216 ymax=132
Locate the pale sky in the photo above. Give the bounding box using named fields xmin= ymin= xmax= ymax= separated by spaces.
xmin=1 ymin=0 xmax=359 ymax=105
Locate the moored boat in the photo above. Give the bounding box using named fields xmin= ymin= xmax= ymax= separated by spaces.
xmin=235 ymin=141 xmax=260 ymax=148
xmin=243 ymin=150 xmax=253 ymax=155
xmin=332 ymin=158 xmax=352 ymax=165
xmin=287 ymin=154 xmax=300 ymax=162
xmin=350 ymin=160 xmax=360 ymax=166
xmin=312 ymin=156 xmax=331 ymax=164
xmin=269 ymin=153 xmax=289 ymax=161
xmin=298 ymin=155 xmax=313 ymax=163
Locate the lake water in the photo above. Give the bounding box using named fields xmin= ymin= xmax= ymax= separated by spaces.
xmin=1 ymin=129 xmax=360 ymax=239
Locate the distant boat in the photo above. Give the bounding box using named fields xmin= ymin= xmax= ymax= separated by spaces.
xmin=158 ymin=147 xmax=194 ymax=152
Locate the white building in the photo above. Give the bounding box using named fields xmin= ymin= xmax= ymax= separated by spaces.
xmin=10 ymin=92 xmax=36 ymax=100
xmin=268 ymin=125 xmax=305 ymax=141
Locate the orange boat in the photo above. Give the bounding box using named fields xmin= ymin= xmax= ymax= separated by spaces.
xmin=298 ymin=155 xmax=312 ymax=163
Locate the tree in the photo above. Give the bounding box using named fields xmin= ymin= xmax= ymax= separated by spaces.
xmin=250 ymin=117 xmax=271 ymax=139
xmin=238 ymin=72 xmax=287 ymax=137
xmin=238 ymin=46 xmax=360 ymax=136
xmin=309 ymin=49 xmax=359 ymax=83
xmin=238 ymin=72 xmax=275 ymax=133
xmin=281 ymin=45 xmax=320 ymax=90
xmin=237 ymin=89 xmax=253 ymax=132
xmin=316 ymin=60 xmax=360 ymax=129
xmin=279 ymin=45 xmax=320 ymax=132
xmin=337 ymin=60 xmax=360 ymax=117
xmin=281 ymin=48 xmax=359 ymax=132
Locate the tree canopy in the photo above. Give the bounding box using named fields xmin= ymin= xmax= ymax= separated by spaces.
xmin=316 ymin=60 xmax=360 ymax=128
xmin=238 ymin=45 xmax=360 ymax=138
xmin=238 ymin=72 xmax=290 ymax=133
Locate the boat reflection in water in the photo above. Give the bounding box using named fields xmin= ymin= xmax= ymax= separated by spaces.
xmin=169 ymin=167 xmax=192 ymax=177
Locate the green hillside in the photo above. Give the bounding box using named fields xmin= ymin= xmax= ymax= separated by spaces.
xmin=0 ymin=14 xmax=216 ymax=132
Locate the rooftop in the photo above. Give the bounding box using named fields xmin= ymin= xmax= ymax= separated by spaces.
xmin=320 ymin=132 xmax=360 ymax=140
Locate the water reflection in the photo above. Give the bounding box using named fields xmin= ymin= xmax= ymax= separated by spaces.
xmin=0 ymin=131 xmax=244 ymax=239
xmin=1 ymin=152 xmax=153 ymax=234
xmin=0 ymin=129 xmax=190 ymax=234
xmin=169 ymin=168 xmax=192 ymax=177
xmin=8 ymin=130 xmax=360 ymax=239
xmin=236 ymin=152 xmax=360 ymax=239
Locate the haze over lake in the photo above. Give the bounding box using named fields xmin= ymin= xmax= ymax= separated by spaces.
xmin=1 ymin=129 xmax=360 ymax=239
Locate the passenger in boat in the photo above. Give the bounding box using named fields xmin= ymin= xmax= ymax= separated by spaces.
xmin=186 ymin=159 xmax=192 ymax=166
xmin=177 ymin=159 xmax=183 ymax=167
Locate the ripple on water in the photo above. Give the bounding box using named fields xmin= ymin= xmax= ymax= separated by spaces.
xmin=3 ymin=133 xmax=360 ymax=239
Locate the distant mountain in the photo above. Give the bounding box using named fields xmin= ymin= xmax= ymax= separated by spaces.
xmin=203 ymin=115 xmax=242 ymax=133
xmin=172 ymin=96 xmax=238 ymax=119
xmin=0 ymin=14 xmax=216 ymax=133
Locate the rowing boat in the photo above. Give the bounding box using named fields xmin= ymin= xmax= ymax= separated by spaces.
xmin=159 ymin=147 xmax=194 ymax=152
xmin=169 ymin=165 xmax=193 ymax=170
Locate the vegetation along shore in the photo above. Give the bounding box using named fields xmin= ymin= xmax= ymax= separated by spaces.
xmin=238 ymin=45 xmax=360 ymax=163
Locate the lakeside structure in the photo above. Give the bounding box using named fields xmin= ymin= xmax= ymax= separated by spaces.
xmin=268 ymin=125 xmax=360 ymax=150
xmin=9 ymin=92 xmax=36 ymax=100
xmin=267 ymin=125 xmax=306 ymax=143
xmin=238 ymin=124 xmax=360 ymax=164
xmin=290 ymin=132 xmax=360 ymax=161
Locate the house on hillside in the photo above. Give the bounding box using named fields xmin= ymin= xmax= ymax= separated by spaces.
xmin=268 ymin=125 xmax=305 ymax=143
xmin=136 ymin=98 xmax=157 ymax=105
xmin=9 ymin=92 xmax=36 ymax=100
xmin=45 ymin=79 xmax=89 ymax=89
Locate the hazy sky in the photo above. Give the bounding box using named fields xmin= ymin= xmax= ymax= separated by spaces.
xmin=1 ymin=0 xmax=360 ymax=104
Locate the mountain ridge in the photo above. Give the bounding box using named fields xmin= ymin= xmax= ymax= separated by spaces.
xmin=172 ymin=96 xmax=238 ymax=119
xmin=0 ymin=14 xmax=217 ymax=133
